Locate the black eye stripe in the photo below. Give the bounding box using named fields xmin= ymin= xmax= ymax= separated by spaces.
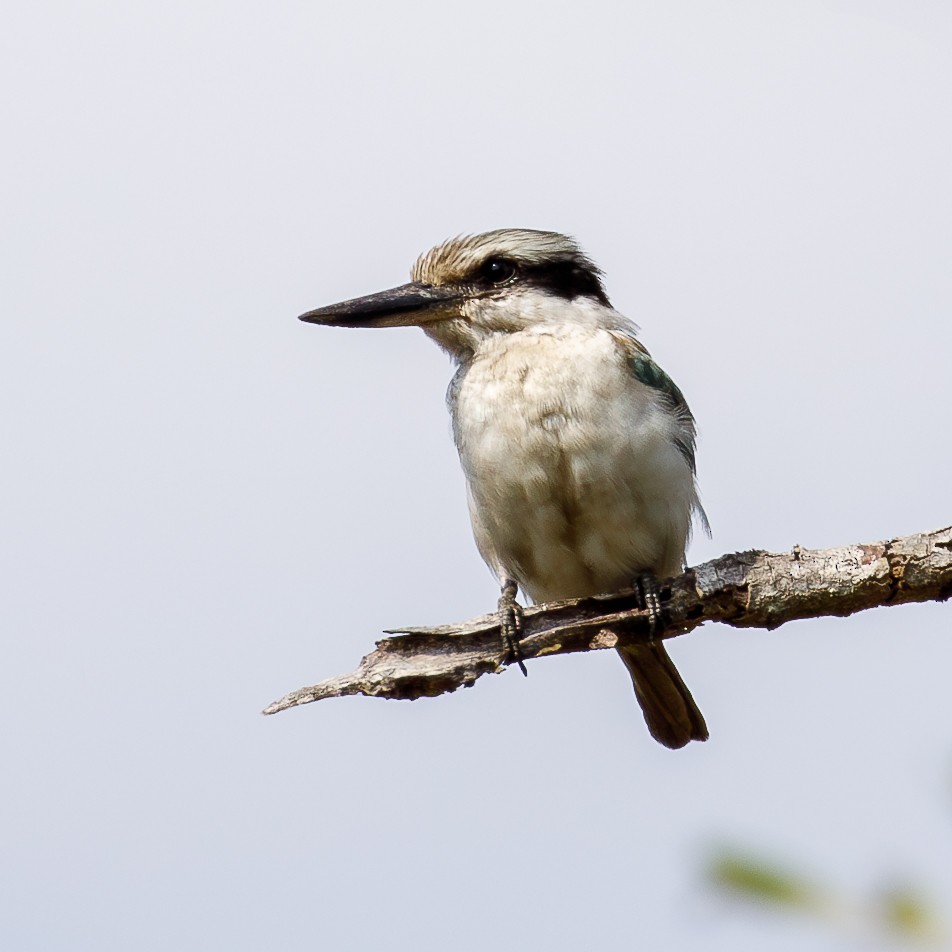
xmin=469 ymin=256 xmax=610 ymax=306
xmin=520 ymin=260 xmax=611 ymax=306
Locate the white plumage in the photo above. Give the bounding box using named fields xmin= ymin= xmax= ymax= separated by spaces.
xmin=450 ymin=319 xmax=697 ymax=600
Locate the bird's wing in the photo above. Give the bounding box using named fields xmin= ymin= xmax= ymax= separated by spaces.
xmin=611 ymin=331 xmax=711 ymax=537
xmin=611 ymin=332 xmax=697 ymax=471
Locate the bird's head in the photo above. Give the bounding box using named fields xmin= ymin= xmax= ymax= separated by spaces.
xmin=299 ymin=229 xmax=615 ymax=358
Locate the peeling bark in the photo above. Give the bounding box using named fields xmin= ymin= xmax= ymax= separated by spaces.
xmin=263 ymin=526 xmax=952 ymax=716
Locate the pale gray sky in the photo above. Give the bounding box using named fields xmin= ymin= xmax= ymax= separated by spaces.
xmin=3 ymin=2 xmax=951 ymax=949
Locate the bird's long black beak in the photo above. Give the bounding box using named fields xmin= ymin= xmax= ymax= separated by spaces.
xmin=298 ymin=282 xmax=460 ymax=329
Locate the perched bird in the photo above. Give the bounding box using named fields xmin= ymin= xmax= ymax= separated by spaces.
xmin=299 ymin=229 xmax=708 ymax=748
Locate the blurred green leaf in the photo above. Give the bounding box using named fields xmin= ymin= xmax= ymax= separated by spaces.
xmin=707 ymin=847 xmax=947 ymax=946
xmin=707 ymin=849 xmax=820 ymax=909
xmin=877 ymin=887 xmax=942 ymax=942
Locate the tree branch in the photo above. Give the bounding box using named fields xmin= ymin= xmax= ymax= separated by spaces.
xmin=263 ymin=526 xmax=952 ymax=715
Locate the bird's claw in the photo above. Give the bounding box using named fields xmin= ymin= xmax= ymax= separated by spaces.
xmin=635 ymin=573 xmax=662 ymax=637
xmin=498 ymin=580 xmax=528 ymax=676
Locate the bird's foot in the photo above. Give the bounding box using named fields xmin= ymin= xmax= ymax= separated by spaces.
xmin=635 ymin=573 xmax=663 ymax=637
xmin=498 ymin=579 xmax=528 ymax=677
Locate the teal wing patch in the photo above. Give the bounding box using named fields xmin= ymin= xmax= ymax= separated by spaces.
xmin=628 ymin=353 xmax=687 ymax=410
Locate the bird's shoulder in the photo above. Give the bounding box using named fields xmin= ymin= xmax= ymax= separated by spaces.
xmin=607 ymin=331 xmax=687 ymax=410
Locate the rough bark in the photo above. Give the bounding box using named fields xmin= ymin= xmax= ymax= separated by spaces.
xmin=263 ymin=526 xmax=952 ymax=716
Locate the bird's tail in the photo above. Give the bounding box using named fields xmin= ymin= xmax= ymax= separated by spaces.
xmin=617 ymin=643 xmax=708 ymax=749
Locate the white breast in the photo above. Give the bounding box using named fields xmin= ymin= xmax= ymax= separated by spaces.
xmin=450 ymin=324 xmax=697 ymax=602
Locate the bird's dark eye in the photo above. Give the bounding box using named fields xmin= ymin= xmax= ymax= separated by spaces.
xmin=480 ymin=257 xmax=517 ymax=285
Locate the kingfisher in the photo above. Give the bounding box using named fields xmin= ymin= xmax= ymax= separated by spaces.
xmin=299 ymin=229 xmax=708 ymax=748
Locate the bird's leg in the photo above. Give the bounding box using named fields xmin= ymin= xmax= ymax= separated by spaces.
xmin=498 ymin=578 xmax=528 ymax=676
xmin=635 ymin=572 xmax=663 ymax=637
